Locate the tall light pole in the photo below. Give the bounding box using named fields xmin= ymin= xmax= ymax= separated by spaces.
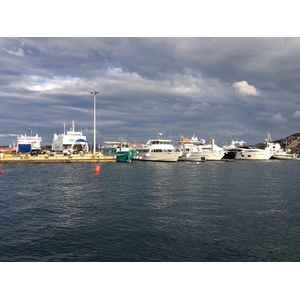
xmin=91 ymin=91 xmax=99 ymax=153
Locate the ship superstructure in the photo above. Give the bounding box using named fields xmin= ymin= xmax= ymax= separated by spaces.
xmin=17 ymin=131 xmax=42 ymax=153
xmin=51 ymin=121 xmax=89 ymax=154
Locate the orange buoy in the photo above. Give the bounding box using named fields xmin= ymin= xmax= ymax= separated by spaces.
xmin=94 ymin=164 xmax=101 ymax=174
xmin=0 ymin=168 xmax=2 ymax=174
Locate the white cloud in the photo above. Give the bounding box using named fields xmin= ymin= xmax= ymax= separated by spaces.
xmin=232 ymin=81 xmax=259 ymax=96
xmin=292 ymin=110 xmax=300 ymax=119
xmin=6 ymin=47 xmax=24 ymax=57
xmin=26 ymin=76 xmax=84 ymax=92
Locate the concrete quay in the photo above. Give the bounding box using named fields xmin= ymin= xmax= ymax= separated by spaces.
xmin=0 ymin=153 xmax=116 ymax=164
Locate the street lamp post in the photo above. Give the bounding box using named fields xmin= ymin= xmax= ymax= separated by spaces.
xmin=91 ymin=91 xmax=99 ymax=154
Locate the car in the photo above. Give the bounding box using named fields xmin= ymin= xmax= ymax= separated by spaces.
xmin=30 ymin=150 xmax=41 ymax=155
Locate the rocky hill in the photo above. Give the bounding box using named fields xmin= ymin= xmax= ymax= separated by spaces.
xmin=256 ymin=133 xmax=300 ymax=154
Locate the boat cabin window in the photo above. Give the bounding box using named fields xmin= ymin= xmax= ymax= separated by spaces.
xmin=150 ymin=140 xmax=171 ymax=145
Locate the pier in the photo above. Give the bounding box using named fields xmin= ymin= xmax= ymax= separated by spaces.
xmin=0 ymin=153 xmax=116 ymax=164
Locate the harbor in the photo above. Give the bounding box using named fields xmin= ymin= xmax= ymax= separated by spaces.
xmin=1 ymin=36 xmax=299 ymax=299
xmin=2 ymin=131 xmax=300 ymax=164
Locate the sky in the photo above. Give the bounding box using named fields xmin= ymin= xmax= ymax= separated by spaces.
xmin=1 ymin=36 xmax=300 ymax=147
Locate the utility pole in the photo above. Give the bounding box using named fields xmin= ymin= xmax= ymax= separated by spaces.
xmin=91 ymin=91 xmax=99 ymax=153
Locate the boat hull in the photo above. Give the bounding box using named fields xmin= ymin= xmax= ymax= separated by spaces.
xmin=134 ymin=152 xmax=181 ymax=162
xmin=116 ymin=150 xmax=136 ymax=162
xmin=271 ymin=155 xmax=300 ymax=160
xmin=179 ymin=151 xmax=224 ymax=161
xmin=235 ymin=150 xmax=272 ymax=160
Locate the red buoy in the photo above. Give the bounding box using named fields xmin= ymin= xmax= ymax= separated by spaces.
xmin=0 ymin=168 xmax=2 ymax=174
xmin=94 ymin=164 xmax=101 ymax=174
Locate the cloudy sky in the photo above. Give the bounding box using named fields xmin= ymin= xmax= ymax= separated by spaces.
xmin=1 ymin=4 xmax=299 ymax=148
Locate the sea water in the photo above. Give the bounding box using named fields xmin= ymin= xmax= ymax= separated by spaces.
xmin=0 ymin=160 xmax=299 ymax=261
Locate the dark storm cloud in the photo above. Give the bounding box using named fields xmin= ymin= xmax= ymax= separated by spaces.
xmin=1 ymin=37 xmax=300 ymax=147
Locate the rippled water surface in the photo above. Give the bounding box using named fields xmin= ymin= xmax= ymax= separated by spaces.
xmin=0 ymin=160 xmax=299 ymax=261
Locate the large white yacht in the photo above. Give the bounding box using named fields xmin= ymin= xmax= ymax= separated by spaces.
xmin=133 ymin=133 xmax=182 ymax=162
xmin=235 ymin=148 xmax=274 ymax=160
xmin=51 ymin=121 xmax=89 ymax=154
xmin=223 ymin=140 xmax=249 ymax=160
xmin=227 ymin=133 xmax=281 ymax=160
xmin=178 ymin=135 xmax=225 ymax=161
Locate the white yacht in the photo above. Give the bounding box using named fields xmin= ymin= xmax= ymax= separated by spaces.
xmin=133 ymin=133 xmax=182 ymax=162
xmin=235 ymin=148 xmax=274 ymax=160
xmin=271 ymin=137 xmax=299 ymax=160
xmin=272 ymin=151 xmax=299 ymax=160
xmin=17 ymin=131 xmax=42 ymax=153
xmin=178 ymin=135 xmax=225 ymax=161
xmin=223 ymin=140 xmax=249 ymax=160
xmin=230 ymin=133 xmax=280 ymax=160
xmin=51 ymin=121 xmax=89 ymax=154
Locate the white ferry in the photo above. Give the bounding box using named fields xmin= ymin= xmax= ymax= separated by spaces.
xmin=17 ymin=131 xmax=42 ymax=153
xmin=133 ymin=133 xmax=182 ymax=162
xmin=51 ymin=121 xmax=89 ymax=154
